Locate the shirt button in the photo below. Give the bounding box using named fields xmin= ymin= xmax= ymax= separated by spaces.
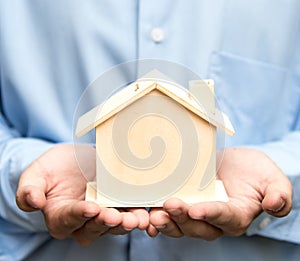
xmin=151 ymin=28 xmax=164 ymax=43
xmin=258 ymin=217 xmax=271 ymax=230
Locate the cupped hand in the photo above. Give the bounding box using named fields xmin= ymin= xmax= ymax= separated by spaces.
xmin=16 ymin=144 xmax=149 ymax=246
xmin=148 ymin=147 xmax=292 ymax=239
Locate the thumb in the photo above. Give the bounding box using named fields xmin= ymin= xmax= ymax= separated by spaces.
xmin=262 ymin=180 xmax=293 ymax=217
xmin=16 ymin=174 xmax=47 ymax=212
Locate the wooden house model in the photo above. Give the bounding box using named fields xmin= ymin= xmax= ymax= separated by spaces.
xmin=76 ymin=70 xmax=234 ymax=207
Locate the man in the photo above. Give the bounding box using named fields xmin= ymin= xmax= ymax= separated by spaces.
xmin=1 ymin=1 xmax=299 ymax=260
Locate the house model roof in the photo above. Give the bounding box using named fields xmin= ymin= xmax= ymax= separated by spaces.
xmin=76 ymin=70 xmax=235 ymax=137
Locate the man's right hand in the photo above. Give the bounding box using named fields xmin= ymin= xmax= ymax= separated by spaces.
xmin=16 ymin=144 xmax=149 ymax=246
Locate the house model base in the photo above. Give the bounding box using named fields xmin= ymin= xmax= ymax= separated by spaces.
xmin=85 ymin=179 xmax=228 ymax=207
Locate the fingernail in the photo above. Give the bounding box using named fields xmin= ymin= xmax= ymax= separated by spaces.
xmin=123 ymin=227 xmax=133 ymax=232
xmin=104 ymin=222 xmax=117 ymax=228
xmin=168 ymin=209 xmax=182 ymax=217
xmin=155 ymin=225 xmax=166 ymax=230
xmin=267 ymin=200 xmax=285 ymax=213
xmin=191 ymin=216 xmax=206 ymax=221
xmin=83 ymin=213 xmax=97 ymax=218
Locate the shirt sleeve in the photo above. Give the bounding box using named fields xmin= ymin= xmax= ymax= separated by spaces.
xmin=0 ymin=113 xmax=53 ymax=232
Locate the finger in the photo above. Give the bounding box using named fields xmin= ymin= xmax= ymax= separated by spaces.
xmin=126 ymin=208 xmax=149 ymax=230
xmin=108 ymin=208 xmax=150 ymax=234
xmin=16 ymin=161 xmax=48 ymax=211
xmin=149 ymin=208 xmax=183 ymax=238
xmin=188 ymin=201 xmax=238 ymax=226
xmin=262 ymin=181 xmax=292 ymax=217
xmin=99 ymin=207 xmax=123 ymax=227
xmin=45 ymin=200 xmax=100 ymax=239
xmin=147 ymin=224 xmax=160 ymax=237
xmin=147 ymin=208 xmax=164 ymax=237
xmin=188 ymin=201 xmax=249 ymax=236
xmin=164 ymin=198 xmax=223 ymax=240
xmin=96 ymin=208 xmax=125 ymax=235
xmin=72 ymin=207 xmax=121 ymax=246
xmin=120 ymin=212 xmax=139 ymax=231
xmin=163 ymin=198 xmax=190 ymax=224
xmin=101 ymin=209 xmax=139 ymax=235
xmin=16 ymin=184 xmax=47 ymax=212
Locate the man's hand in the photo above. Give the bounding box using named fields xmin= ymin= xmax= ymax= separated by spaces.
xmin=147 ymin=147 xmax=292 ymax=239
xmin=16 ymin=144 xmax=149 ymax=246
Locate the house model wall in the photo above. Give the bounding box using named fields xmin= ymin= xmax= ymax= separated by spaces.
xmin=76 ymin=71 xmax=234 ymax=207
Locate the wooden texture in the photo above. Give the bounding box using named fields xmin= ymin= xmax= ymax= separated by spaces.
xmin=92 ymin=91 xmax=221 ymax=206
xmin=75 ymin=71 xmax=234 ymax=207
xmin=76 ymin=78 xmax=235 ymax=137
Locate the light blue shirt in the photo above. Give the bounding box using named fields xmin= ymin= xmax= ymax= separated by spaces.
xmin=1 ymin=0 xmax=300 ymax=260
